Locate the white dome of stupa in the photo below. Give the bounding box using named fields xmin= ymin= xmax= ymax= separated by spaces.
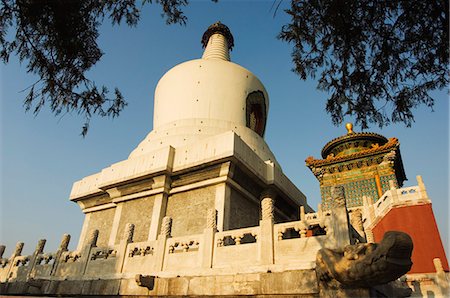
xmin=129 ymin=22 xmax=278 ymax=165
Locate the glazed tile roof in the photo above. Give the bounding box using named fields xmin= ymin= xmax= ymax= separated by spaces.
xmin=321 ymin=131 xmax=388 ymax=159
xmin=306 ymin=137 xmax=400 ymax=167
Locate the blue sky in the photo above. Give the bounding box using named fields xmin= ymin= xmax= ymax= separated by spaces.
xmin=1 ymin=1 xmax=448 ymax=256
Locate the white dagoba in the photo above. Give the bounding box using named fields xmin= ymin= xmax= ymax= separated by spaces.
xmin=129 ymin=22 xmax=277 ymax=165
xmin=70 ymin=23 xmax=309 ymax=247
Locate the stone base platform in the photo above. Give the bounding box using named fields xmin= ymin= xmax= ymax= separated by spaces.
xmin=1 ymin=269 xmax=319 ymax=297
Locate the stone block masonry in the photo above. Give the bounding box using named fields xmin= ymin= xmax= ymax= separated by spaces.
xmin=0 ymin=197 xmax=340 ymax=296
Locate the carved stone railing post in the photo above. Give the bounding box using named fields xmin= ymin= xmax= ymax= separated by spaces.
xmin=261 ymin=197 xmax=274 ymax=222
xmin=116 ymin=223 xmax=135 ymax=274
xmin=331 ymin=186 xmax=346 ymax=208
xmin=352 ymin=209 xmax=363 ymax=232
xmin=160 ymin=217 xmax=172 ymax=238
xmin=50 ymin=234 xmax=71 ymax=276
xmin=206 ymin=209 xmax=217 ymax=231
xmin=78 ymin=230 xmax=99 ymax=276
xmin=59 ymin=234 xmax=71 ymax=251
xmin=88 ymin=230 xmax=99 ymax=248
xmin=330 ymin=186 xmax=351 ymax=248
xmin=201 ymin=209 xmax=217 ymax=268
xmin=35 ymin=239 xmax=46 ymax=254
xmin=1 ymin=242 xmax=24 ymax=282
xmin=27 ymin=239 xmax=47 ymax=280
xmin=154 ymin=216 xmax=172 ymax=272
xmin=13 ymin=242 xmax=24 ymax=257
xmin=259 ymin=189 xmax=275 ymax=265
xmin=350 ymin=209 xmax=365 ymax=243
xmin=125 ymin=223 xmax=135 ymax=244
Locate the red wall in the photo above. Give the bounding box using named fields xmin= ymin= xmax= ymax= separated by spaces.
xmin=372 ymin=204 xmax=449 ymax=274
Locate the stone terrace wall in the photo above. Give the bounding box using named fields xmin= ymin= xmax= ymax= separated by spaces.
xmin=0 ymin=198 xmax=350 ymax=296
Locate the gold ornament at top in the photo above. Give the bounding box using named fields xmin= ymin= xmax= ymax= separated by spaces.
xmin=345 ymin=123 xmax=354 ymax=134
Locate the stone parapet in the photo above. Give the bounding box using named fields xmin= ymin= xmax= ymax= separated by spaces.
xmin=362 ymin=175 xmax=431 ymax=230
xmin=0 ymin=199 xmax=346 ymax=296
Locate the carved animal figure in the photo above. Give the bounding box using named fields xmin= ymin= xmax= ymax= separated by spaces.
xmin=316 ymin=231 xmax=413 ymax=288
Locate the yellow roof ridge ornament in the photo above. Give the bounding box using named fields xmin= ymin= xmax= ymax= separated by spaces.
xmin=345 ymin=123 xmax=354 ymax=134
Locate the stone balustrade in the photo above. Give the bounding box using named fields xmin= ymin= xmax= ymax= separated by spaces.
xmin=166 ymin=235 xmax=202 ymax=254
xmin=374 ymin=186 xmax=420 ymax=217
xmin=123 ymin=240 xmax=158 ymax=274
xmin=215 ymin=226 xmax=259 ymax=246
xmin=6 ymin=255 xmax=31 ymax=281
xmin=128 ymin=242 xmax=155 ymax=258
xmin=363 ymin=176 xmax=431 ymax=229
xmin=0 ymin=201 xmax=345 ymax=283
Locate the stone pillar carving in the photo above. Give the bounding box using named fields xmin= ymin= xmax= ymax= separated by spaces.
xmin=49 ymin=234 xmax=71 ymax=277
xmin=0 ymin=245 xmax=5 ymax=258
xmin=27 ymin=239 xmax=47 ymax=280
xmin=35 ymin=239 xmax=46 ymax=254
xmin=351 ymin=209 xmax=363 ymax=231
xmin=261 ymin=197 xmax=274 ymax=221
xmin=88 ymin=230 xmax=99 ymax=247
xmin=160 ymin=217 xmax=172 ymax=238
xmin=124 ymin=223 xmax=135 ymax=243
xmin=331 ymin=186 xmax=346 ymax=208
xmin=114 ymin=223 xmax=135 ymax=274
xmin=59 ymin=234 xmax=71 ymax=251
xmin=154 ymin=216 xmax=172 ymax=272
xmin=202 ymin=209 xmax=217 ymax=268
xmin=13 ymin=242 xmax=24 ymax=257
xmin=206 ymin=209 xmax=217 ymax=230
xmin=259 ymin=189 xmax=275 ymax=265
xmin=350 ymin=209 xmax=366 ymax=243
xmin=330 ymin=185 xmax=351 ymax=248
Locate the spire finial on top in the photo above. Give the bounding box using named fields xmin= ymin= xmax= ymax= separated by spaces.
xmin=346 ymin=123 xmax=354 ymax=134
xmin=201 ymin=22 xmax=234 ymax=50
xmin=201 ymin=22 xmax=234 ymax=61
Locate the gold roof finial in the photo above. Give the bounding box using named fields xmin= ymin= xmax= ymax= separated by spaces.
xmin=345 ymin=123 xmax=354 ymax=134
